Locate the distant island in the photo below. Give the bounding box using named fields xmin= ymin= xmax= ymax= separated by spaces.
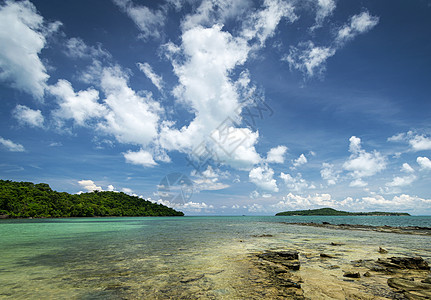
xmin=0 ymin=179 xmax=184 ymax=218
xmin=275 ymin=207 xmax=410 ymax=216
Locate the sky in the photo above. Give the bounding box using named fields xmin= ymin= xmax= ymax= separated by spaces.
xmin=1 ymin=0 xmax=431 ymax=215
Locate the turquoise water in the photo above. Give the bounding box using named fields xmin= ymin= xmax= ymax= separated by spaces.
xmin=0 ymin=216 xmax=430 ymax=299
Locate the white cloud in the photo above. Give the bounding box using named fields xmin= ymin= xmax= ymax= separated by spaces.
xmin=349 ymin=178 xmax=368 ymax=187
xmin=78 ymin=179 xmax=102 ymax=192
xmin=409 ymin=135 xmax=431 ymax=151
xmin=49 ymin=79 xmax=106 ymax=126
xmin=181 ymin=0 xmax=251 ymax=31
xmin=272 ymin=192 xmax=338 ymax=211
xmin=292 ymin=153 xmax=308 ymax=169
xmin=0 ymin=0 xmax=60 ymax=98
xmin=310 ymin=0 xmax=336 ymax=31
xmin=343 ymin=136 xmax=386 ymax=184
xmin=192 ymin=166 xmax=230 ymax=191
xmin=386 ymin=175 xmax=417 ymax=187
xmin=12 ymin=105 xmax=44 ymax=128
xmin=107 ymin=184 xmax=115 ymax=191
xmin=249 ymin=164 xmax=279 ymax=193
xmin=248 ymin=203 xmax=265 ymax=213
xmin=286 ymin=11 xmax=378 ymax=78
xmin=157 ymin=199 xmax=214 ymax=213
xmin=285 ymin=42 xmax=335 ymax=77
xmin=64 ymin=37 xmax=110 ymax=59
xmin=335 ymin=11 xmax=379 ymax=45
xmin=137 ymin=62 xmax=164 ymax=91
xmin=0 ymin=137 xmax=25 ymax=152
xmin=266 ymin=145 xmax=287 ymax=163
xmin=320 ymin=162 xmax=340 ymax=185
xmin=113 ymin=0 xmax=166 ymax=40
xmin=121 ymin=187 xmax=134 ymax=194
xmin=362 ymin=194 xmax=431 ymax=209
xmin=241 ymin=0 xmax=297 ymax=46
xmin=98 ymin=66 xmax=162 ymax=146
xmin=401 ymin=163 xmax=415 ymax=173
xmin=417 ymin=156 xmax=431 ymax=170
xmin=123 ymin=149 xmax=157 ymax=167
xmin=280 ymin=172 xmax=311 ymax=192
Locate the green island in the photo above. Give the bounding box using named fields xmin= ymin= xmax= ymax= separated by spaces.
xmin=275 ymin=207 xmax=410 ymax=216
xmin=0 ymin=179 xmax=184 ymax=218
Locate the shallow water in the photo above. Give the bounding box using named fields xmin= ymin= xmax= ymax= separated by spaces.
xmin=0 ymin=216 xmax=430 ymax=299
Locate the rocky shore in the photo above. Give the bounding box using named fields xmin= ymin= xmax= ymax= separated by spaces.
xmin=254 ymin=248 xmax=430 ymax=299
xmin=282 ymin=221 xmax=431 ymax=236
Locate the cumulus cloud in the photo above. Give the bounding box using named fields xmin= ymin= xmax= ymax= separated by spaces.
xmin=386 ymin=175 xmax=417 ymax=187
xmin=320 ymin=162 xmax=340 ymax=185
xmin=49 ymin=79 xmax=106 ymax=126
xmin=99 ymin=66 xmax=162 ymax=146
xmin=280 ymin=172 xmax=312 ymax=192
xmin=78 ymin=179 xmax=102 ymax=192
xmin=113 ymin=0 xmax=166 ymax=40
xmin=249 ymin=164 xmax=279 ymax=193
xmin=401 ymin=163 xmax=415 ymax=173
xmin=157 ymin=198 xmax=214 ymax=213
xmin=182 ymin=0 xmax=251 ymax=31
xmin=417 ymin=156 xmax=431 ymax=170
xmin=343 ymin=136 xmax=386 ymax=185
xmin=123 ymin=149 xmax=157 ymax=167
xmin=0 ymin=137 xmax=25 ymax=152
xmin=0 ymin=0 xmax=60 ymax=98
xmin=12 ymin=105 xmax=44 ymax=128
xmin=272 ymin=192 xmax=339 ymax=211
xmin=285 ymin=11 xmax=378 ymax=78
xmin=409 ymin=135 xmax=431 ymax=151
xmin=291 ymin=153 xmax=308 ymax=169
xmin=192 ymin=165 xmax=230 ymax=191
xmin=137 ymin=62 xmax=164 ymax=91
xmin=362 ymin=194 xmax=431 ymax=210
xmin=266 ymin=145 xmax=287 ymax=163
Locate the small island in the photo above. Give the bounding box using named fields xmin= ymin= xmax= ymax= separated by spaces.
xmin=0 ymin=179 xmax=184 ymax=218
xmin=275 ymin=207 xmax=410 ymax=216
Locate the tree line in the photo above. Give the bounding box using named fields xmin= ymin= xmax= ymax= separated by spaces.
xmin=0 ymin=180 xmax=184 ymax=218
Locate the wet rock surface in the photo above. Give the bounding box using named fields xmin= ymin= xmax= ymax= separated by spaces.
xmin=255 ymin=251 xmax=304 ymax=299
xmin=282 ymin=222 xmax=431 ymax=236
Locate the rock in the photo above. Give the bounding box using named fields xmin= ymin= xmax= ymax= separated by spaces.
xmin=363 ymin=271 xmax=372 ymax=277
xmin=0 ymin=214 xmax=10 ymax=219
xmin=180 ymin=274 xmax=205 ymax=283
xmin=378 ymin=257 xmax=430 ymax=270
xmin=322 ymin=222 xmax=330 ymax=225
xmin=378 ymin=247 xmax=388 ymax=254
xmin=257 ymin=251 xmax=300 ymax=270
xmin=330 ymin=242 xmax=343 ymax=246
xmin=387 ymin=277 xmax=431 ymax=299
xmin=343 ymin=271 xmax=361 ymax=278
xmin=421 ymin=275 xmax=431 ymax=284
xmin=282 ymin=261 xmax=300 ymax=271
xmin=320 ymin=253 xmax=335 ymax=258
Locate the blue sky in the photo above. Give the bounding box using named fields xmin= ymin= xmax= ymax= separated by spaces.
xmin=1 ymin=0 xmax=431 ymax=215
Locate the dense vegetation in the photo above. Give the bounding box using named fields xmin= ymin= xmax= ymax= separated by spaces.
xmin=275 ymin=207 xmax=410 ymax=216
xmin=0 ymin=180 xmax=184 ymax=218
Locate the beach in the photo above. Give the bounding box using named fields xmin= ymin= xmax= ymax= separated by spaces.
xmin=0 ymin=216 xmax=430 ymax=299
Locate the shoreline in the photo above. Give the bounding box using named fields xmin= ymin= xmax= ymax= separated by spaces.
xmin=281 ymin=221 xmax=431 ymax=236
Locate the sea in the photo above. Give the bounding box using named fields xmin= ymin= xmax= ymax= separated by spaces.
xmin=0 ymin=216 xmax=430 ymax=299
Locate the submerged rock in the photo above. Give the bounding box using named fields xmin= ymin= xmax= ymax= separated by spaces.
xmin=343 ymin=271 xmax=361 ymax=278
xmin=378 ymin=247 xmax=388 ymax=254
xmin=377 ymin=257 xmax=430 ymax=270
xmin=387 ymin=277 xmax=431 ymax=299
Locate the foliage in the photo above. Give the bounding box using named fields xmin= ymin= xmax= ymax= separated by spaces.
xmin=0 ymin=180 xmax=184 ymax=218
xmin=275 ymin=207 xmax=410 ymax=216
